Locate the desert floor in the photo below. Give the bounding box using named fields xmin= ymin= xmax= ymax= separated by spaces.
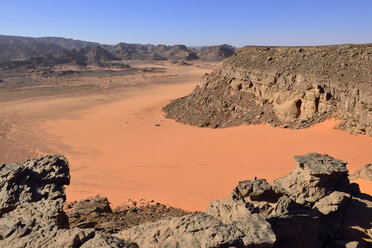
xmin=0 ymin=61 xmax=371 ymax=211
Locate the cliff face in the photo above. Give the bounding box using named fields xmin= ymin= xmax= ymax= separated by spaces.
xmin=163 ymin=44 xmax=372 ymax=136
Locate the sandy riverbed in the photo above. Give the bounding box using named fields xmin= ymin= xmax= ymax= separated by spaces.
xmin=1 ymin=62 xmax=371 ymax=211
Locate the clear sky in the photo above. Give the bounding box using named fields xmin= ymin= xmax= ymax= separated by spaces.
xmin=0 ymin=0 xmax=371 ymax=46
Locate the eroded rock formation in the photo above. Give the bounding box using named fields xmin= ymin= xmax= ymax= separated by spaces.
xmin=0 ymin=154 xmax=371 ymax=247
xmin=207 ymin=153 xmax=372 ymax=248
xmin=0 ymin=155 xmax=137 ymax=248
xmin=163 ymin=44 xmax=372 ymax=136
xmin=66 ymin=197 xmax=189 ymax=232
xmin=350 ymin=163 xmax=372 ymax=181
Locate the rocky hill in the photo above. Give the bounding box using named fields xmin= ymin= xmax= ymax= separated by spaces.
xmin=62 ymin=46 xmax=120 ymax=63
xmin=197 ymin=44 xmax=236 ymax=61
xmin=111 ymin=43 xmax=198 ymax=61
xmin=163 ymin=44 xmax=372 ymax=136
xmin=0 ymin=35 xmax=103 ymax=62
xmin=0 ymin=35 xmax=236 ymax=62
xmin=0 ymin=35 xmax=101 ymax=50
xmin=0 ymin=42 xmax=66 ymax=62
xmin=0 ymin=46 xmax=122 ymax=71
xmin=0 ymin=153 xmax=371 ymax=247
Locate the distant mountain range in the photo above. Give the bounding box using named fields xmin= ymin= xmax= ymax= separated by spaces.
xmin=0 ymin=35 xmax=236 ymax=62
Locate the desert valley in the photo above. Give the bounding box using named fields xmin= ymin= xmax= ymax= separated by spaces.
xmin=0 ymin=16 xmax=372 ymax=248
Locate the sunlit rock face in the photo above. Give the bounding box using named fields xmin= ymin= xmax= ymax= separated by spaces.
xmin=163 ymin=44 xmax=372 ymax=136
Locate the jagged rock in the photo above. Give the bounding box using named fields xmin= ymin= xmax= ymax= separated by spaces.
xmin=272 ymin=195 xmax=302 ymax=216
xmin=349 ymin=164 xmax=372 ymax=181
xmin=116 ymin=213 xmax=246 ymax=248
xmin=0 ymin=155 xmax=135 ymax=247
xmin=231 ymin=179 xmax=283 ymax=203
xmin=80 ymin=233 xmax=139 ymax=248
xmin=163 ymin=44 xmax=372 ymax=136
xmin=66 ymin=198 xmax=189 ymax=232
xmin=67 ymin=196 xmax=112 ymax=217
xmin=313 ymin=191 xmax=350 ymax=215
xmin=0 ymin=155 xmax=70 ymax=216
xmin=234 ymin=216 xmax=276 ymax=248
xmin=209 ymin=153 xmax=372 ymax=248
xmin=272 ymin=153 xmax=351 ymax=205
xmin=206 ymin=199 xmax=251 ymax=224
xmin=1 ymin=153 xmax=371 ymax=247
xmin=0 ymin=155 xmax=71 ymax=247
xmin=313 ymin=191 xmax=351 ymax=233
xmin=207 ymin=199 xmax=276 ymax=247
xmin=268 ymin=213 xmax=325 ymax=248
xmin=229 ymin=179 xmax=284 ymax=216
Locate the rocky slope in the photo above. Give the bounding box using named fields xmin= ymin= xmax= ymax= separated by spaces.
xmin=163 ymin=44 xmax=372 ymax=136
xmin=0 ymin=153 xmax=371 ymax=247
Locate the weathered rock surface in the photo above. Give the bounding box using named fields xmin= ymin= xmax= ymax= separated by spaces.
xmin=163 ymin=44 xmax=372 ymax=136
xmin=207 ymin=153 xmax=372 ymax=248
xmin=206 ymin=200 xmax=276 ymax=247
xmin=272 ymin=153 xmax=351 ymax=205
xmin=66 ymin=197 xmax=189 ymax=233
xmin=67 ymin=196 xmax=112 ymax=217
xmin=1 ymin=153 xmax=371 ymax=247
xmin=0 ymin=155 xmax=136 ymax=248
xmin=350 ymin=163 xmax=372 ymax=181
xmin=116 ymin=213 xmax=247 ymax=248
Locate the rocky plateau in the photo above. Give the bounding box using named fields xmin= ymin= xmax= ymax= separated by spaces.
xmin=163 ymin=44 xmax=372 ymax=136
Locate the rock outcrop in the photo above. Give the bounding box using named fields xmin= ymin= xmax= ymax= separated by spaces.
xmin=350 ymin=163 xmax=372 ymax=181
xmin=66 ymin=197 xmax=189 ymax=232
xmin=0 ymin=155 xmax=136 ymax=248
xmin=117 ymin=213 xmax=250 ymax=248
xmin=1 ymin=153 xmax=371 ymax=247
xmin=163 ymin=44 xmax=372 ymax=136
xmin=207 ymin=153 xmax=372 ymax=248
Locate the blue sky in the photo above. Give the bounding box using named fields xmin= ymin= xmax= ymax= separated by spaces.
xmin=0 ymin=0 xmax=371 ymax=46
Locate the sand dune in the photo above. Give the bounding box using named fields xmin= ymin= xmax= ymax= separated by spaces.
xmin=1 ymin=62 xmax=371 ymax=211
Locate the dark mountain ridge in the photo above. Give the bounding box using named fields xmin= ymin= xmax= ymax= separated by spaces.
xmin=0 ymin=34 xmax=236 ymax=62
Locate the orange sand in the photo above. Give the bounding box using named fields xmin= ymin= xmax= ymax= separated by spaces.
xmin=1 ymin=63 xmax=371 ymax=211
xmin=41 ymin=83 xmax=372 ymax=211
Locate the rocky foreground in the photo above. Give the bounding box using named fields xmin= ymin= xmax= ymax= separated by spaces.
xmin=0 ymin=154 xmax=371 ymax=247
xmin=163 ymin=44 xmax=372 ymax=136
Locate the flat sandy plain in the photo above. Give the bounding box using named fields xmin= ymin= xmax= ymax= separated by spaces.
xmin=0 ymin=61 xmax=371 ymax=211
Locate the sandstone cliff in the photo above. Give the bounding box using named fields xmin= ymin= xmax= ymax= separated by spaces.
xmin=163 ymin=44 xmax=372 ymax=136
